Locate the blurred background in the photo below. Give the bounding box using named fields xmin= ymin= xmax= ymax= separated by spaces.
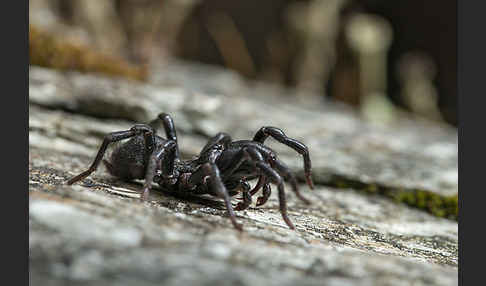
xmin=29 ymin=0 xmax=457 ymax=127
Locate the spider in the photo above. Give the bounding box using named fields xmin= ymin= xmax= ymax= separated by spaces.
xmin=67 ymin=113 xmax=314 ymax=230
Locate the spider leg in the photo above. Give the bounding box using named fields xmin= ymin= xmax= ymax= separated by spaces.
xmin=250 ymin=175 xmax=266 ymax=196
xmin=234 ymin=181 xmax=252 ymax=211
xmin=245 ymin=148 xmax=295 ymax=229
xmin=271 ymin=158 xmax=311 ymax=205
xmin=253 ymin=127 xmax=314 ymax=189
xmin=256 ymin=183 xmax=272 ymax=207
xmin=196 ymin=132 xmax=233 ymax=165
xmin=140 ymin=140 xmax=177 ymax=201
xmin=245 ymin=175 xmax=272 ymax=207
xmin=67 ymin=125 xmax=155 ymax=185
xmin=255 ymin=162 xmax=295 ymax=229
xmin=149 ymin=113 xmax=180 ymax=158
xmin=200 ymin=132 xmax=232 ymax=155
xmin=189 ymin=162 xmax=243 ymax=231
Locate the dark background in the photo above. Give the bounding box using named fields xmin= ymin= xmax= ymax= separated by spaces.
xmin=29 ymin=0 xmax=457 ymax=126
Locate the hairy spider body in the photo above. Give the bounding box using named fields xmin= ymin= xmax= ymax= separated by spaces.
xmin=67 ymin=113 xmax=314 ymax=230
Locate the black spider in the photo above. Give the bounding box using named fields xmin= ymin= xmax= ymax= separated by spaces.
xmin=67 ymin=113 xmax=314 ymax=230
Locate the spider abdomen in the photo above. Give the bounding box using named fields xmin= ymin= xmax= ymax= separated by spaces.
xmin=107 ymin=136 xmax=147 ymax=180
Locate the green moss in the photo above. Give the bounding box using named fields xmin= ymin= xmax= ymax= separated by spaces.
xmin=310 ymin=173 xmax=458 ymax=221
xmin=366 ymin=183 xmax=378 ymax=193
xmin=335 ymin=181 xmax=349 ymax=188
xmin=29 ymin=25 xmax=147 ymax=81
xmin=392 ymin=189 xmax=458 ymax=220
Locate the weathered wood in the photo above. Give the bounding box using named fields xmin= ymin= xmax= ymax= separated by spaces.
xmin=29 ymin=63 xmax=457 ymax=286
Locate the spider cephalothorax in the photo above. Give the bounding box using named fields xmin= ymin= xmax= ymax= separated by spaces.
xmin=67 ymin=113 xmax=314 ymax=230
